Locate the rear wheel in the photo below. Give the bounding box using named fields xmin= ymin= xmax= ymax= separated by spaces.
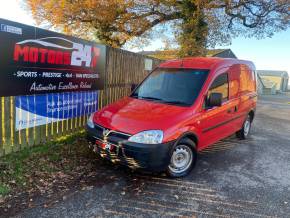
xmin=236 ymin=115 xmax=252 ymax=140
xmin=166 ymin=138 xmax=197 ymax=178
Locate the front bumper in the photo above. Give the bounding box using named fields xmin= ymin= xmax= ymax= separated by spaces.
xmin=86 ymin=125 xmax=175 ymax=172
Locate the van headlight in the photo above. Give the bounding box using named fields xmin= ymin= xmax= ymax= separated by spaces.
xmin=87 ymin=113 xmax=95 ymax=128
xmin=128 ymin=130 xmax=163 ymax=144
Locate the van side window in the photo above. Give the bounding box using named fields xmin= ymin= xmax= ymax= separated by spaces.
xmin=240 ymin=65 xmax=255 ymax=93
xmin=208 ymin=73 xmax=229 ymax=102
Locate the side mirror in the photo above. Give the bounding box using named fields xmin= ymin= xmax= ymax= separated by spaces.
xmin=207 ymin=93 xmax=222 ymax=108
xmin=131 ymin=83 xmax=137 ymax=92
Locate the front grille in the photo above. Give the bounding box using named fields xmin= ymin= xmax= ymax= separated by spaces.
xmin=94 ymin=124 xmax=131 ymax=145
xmin=109 ymin=132 xmax=130 ymax=140
xmin=88 ymin=125 xmax=144 ymax=169
xmin=95 ymin=124 xmax=104 ymax=133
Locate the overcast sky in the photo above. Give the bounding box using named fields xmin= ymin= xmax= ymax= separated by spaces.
xmin=0 ymin=0 xmax=289 ymax=83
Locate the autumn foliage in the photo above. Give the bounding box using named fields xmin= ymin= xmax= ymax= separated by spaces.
xmin=26 ymin=0 xmax=290 ymax=56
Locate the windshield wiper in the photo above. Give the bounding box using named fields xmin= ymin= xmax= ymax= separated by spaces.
xmin=162 ymin=100 xmax=190 ymax=106
xmin=130 ymin=93 xmax=138 ymax=98
xmin=138 ymin=96 xmax=164 ymax=101
xmin=135 ymin=96 xmax=190 ymax=106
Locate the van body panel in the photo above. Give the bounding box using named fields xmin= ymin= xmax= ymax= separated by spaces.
xmin=93 ymin=96 xmax=194 ymax=136
xmin=194 ymin=66 xmax=241 ymax=149
xmin=87 ymin=57 xmax=257 ymax=172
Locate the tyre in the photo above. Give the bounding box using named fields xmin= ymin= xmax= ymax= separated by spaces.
xmin=236 ymin=114 xmax=252 ymax=140
xmin=166 ymin=138 xmax=197 ymax=178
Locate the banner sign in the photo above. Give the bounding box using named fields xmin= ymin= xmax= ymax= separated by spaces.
xmin=15 ymin=91 xmax=98 ymax=130
xmin=0 ymin=18 xmax=106 ymax=97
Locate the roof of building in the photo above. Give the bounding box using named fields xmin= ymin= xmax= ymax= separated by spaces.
xmin=257 ymin=70 xmax=289 ymax=78
xmin=261 ymin=77 xmax=277 ymax=89
xmin=139 ymin=49 xmax=237 ymax=60
xmin=139 ymin=50 xmax=177 ymax=60
xmin=206 ymin=49 xmax=237 ymax=59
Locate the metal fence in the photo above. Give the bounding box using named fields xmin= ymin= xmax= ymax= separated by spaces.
xmin=0 ymin=47 xmax=161 ymax=156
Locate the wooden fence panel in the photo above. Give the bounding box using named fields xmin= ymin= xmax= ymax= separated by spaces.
xmin=0 ymin=48 xmax=162 ymax=156
xmin=0 ymin=98 xmax=3 ymax=156
xmin=11 ymin=97 xmax=20 ymax=153
xmin=18 ymin=97 xmax=28 ymax=149
xmin=34 ymin=96 xmax=42 ymax=146
xmin=3 ymin=97 xmax=12 ymax=155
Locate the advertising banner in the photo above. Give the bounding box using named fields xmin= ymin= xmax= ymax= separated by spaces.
xmin=0 ymin=18 xmax=106 ymax=97
xmin=15 ymin=91 xmax=98 ymax=130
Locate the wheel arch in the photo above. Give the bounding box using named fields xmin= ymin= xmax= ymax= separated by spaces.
xmin=175 ymin=131 xmax=199 ymax=149
xmin=249 ymin=109 xmax=255 ymax=122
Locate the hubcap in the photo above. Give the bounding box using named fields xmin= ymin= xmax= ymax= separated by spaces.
xmin=168 ymin=145 xmax=193 ymax=174
xmin=244 ymin=118 xmax=251 ymax=136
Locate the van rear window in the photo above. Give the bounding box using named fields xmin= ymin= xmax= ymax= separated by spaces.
xmin=131 ymin=68 xmax=209 ymax=106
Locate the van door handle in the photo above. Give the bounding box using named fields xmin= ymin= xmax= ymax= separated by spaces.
xmin=228 ymin=106 xmax=238 ymax=113
xmin=234 ymin=106 xmax=238 ymax=112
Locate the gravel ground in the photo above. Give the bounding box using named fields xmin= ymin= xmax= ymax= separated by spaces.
xmin=13 ymin=94 xmax=290 ymax=218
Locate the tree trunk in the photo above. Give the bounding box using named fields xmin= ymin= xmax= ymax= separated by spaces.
xmin=178 ymin=1 xmax=208 ymax=57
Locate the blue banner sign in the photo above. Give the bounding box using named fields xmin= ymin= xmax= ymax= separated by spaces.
xmin=15 ymin=91 xmax=98 ymax=130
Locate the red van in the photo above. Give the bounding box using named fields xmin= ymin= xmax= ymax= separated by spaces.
xmin=86 ymin=57 xmax=257 ymax=177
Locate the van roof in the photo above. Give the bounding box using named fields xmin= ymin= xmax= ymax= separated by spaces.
xmin=158 ymin=57 xmax=255 ymax=71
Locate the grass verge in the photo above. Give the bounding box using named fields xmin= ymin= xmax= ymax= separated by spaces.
xmin=0 ymin=131 xmax=130 ymax=217
xmin=0 ymin=131 xmax=95 ymax=199
xmin=0 ymin=184 xmax=10 ymax=196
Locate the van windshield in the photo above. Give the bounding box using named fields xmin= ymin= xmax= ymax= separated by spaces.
xmin=131 ymin=68 xmax=209 ymax=106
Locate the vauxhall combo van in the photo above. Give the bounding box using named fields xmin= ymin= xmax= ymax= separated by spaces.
xmin=86 ymin=57 xmax=257 ymax=177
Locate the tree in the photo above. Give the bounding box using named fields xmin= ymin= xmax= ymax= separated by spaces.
xmin=25 ymin=0 xmax=290 ymax=56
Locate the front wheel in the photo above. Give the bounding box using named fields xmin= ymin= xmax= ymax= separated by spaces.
xmin=236 ymin=115 xmax=252 ymax=140
xmin=166 ymin=138 xmax=197 ymax=178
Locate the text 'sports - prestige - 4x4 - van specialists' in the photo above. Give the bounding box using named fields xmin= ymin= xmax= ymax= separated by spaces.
xmin=86 ymin=57 xmax=257 ymax=177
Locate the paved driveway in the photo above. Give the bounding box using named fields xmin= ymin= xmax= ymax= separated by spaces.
xmin=16 ymin=95 xmax=290 ymax=218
